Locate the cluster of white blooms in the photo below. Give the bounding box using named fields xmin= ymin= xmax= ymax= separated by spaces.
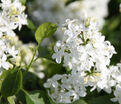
xmin=107 ymin=63 xmax=121 ymax=104
xmin=0 ymin=0 xmax=27 ymax=74
xmin=44 ymin=17 xmax=118 ymax=103
xmin=0 ymin=0 xmax=45 ymax=78
xmin=0 ymin=0 xmax=27 ymax=37
xmin=52 ymin=18 xmax=116 ymax=74
xmin=44 ymin=73 xmax=86 ymax=103
xmin=0 ymin=36 xmax=18 ymax=73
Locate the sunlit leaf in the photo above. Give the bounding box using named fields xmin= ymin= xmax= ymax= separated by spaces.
xmin=35 ymin=22 xmax=57 ymax=44
xmin=7 ymin=96 xmax=15 ymax=104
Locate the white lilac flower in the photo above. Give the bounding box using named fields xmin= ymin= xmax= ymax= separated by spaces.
xmin=0 ymin=54 xmax=10 ymax=70
xmin=109 ymin=63 xmax=121 ymax=104
xmin=109 ymin=64 xmax=121 ymax=85
xmin=45 ymin=17 xmax=117 ymax=103
xmin=44 ymin=73 xmax=86 ymax=103
xmin=8 ymin=46 xmax=18 ymax=58
xmin=99 ymin=63 xmax=121 ymax=104
xmin=111 ymin=84 xmax=121 ymax=104
xmin=52 ymin=18 xmax=116 ymax=72
xmin=0 ymin=36 xmax=18 ymax=73
xmin=0 ymin=0 xmax=27 ymax=37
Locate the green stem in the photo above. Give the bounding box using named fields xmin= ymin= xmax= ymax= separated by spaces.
xmin=26 ymin=49 xmax=37 ymax=72
xmin=33 ymin=57 xmax=38 ymax=62
xmin=23 ymin=47 xmax=37 ymax=76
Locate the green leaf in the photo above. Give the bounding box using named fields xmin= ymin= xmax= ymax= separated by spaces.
xmin=27 ymin=19 xmax=36 ymax=32
xmin=1 ymin=68 xmax=23 ymax=97
xmin=23 ymin=71 xmax=39 ymax=90
xmin=19 ymin=0 xmax=26 ymax=5
xmin=44 ymin=60 xmax=64 ymax=78
xmin=72 ymin=99 xmax=87 ymax=104
xmin=38 ymin=45 xmax=52 ymax=60
xmin=87 ymin=95 xmax=118 ymax=104
xmin=35 ymin=22 xmax=57 ymax=44
xmin=0 ymin=70 xmax=10 ymax=91
xmin=24 ymin=90 xmax=34 ymax=104
xmin=17 ymin=90 xmax=51 ymax=104
xmin=7 ymin=96 xmax=15 ymax=104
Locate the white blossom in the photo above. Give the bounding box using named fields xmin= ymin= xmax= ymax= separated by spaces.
xmin=45 ymin=17 xmax=117 ymax=103
xmin=0 ymin=36 xmax=18 ymax=73
xmin=111 ymin=84 xmax=121 ymax=104
xmin=0 ymin=0 xmax=27 ymax=37
xmin=44 ymin=73 xmax=86 ymax=103
xmin=0 ymin=0 xmax=27 ymax=74
xmin=107 ymin=63 xmax=121 ymax=104
xmin=52 ymin=18 xmax=116 ymax=72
